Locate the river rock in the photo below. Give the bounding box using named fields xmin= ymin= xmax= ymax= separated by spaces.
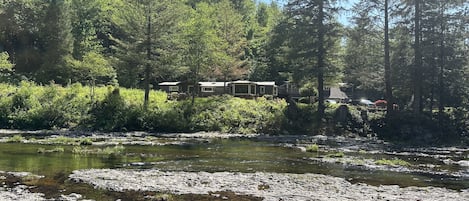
xmin=456 ymin=160 xmax=469 ymax=167
xmin=70 ymin=169 xmax=469 ymax=201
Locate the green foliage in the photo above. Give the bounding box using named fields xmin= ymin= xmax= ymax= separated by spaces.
xmin=37 ymin=147 xmax=65 ymax=153
xmin=306 ymin=144 xmax=319 ymax=152
xmin=213 ymin=0 xmax=248 ymax=80
xmin=181 ymin=2 xmax=220 ymax=86
xmin=299 ymin=82 xmax=317 ymax=98
xmin=187 ymin=96 xmax=286 ymax=134
xmin=326 ymin=152 xmax=345 ymax=158
xmin=283 ymin=103 xmax=317 ymax=133
xmin=143 ymin=95 xmax=286 ymax=134
xmin=0 ymin=51 xmax=13 ymax=71
xmin=376 ymin=158 xmax=411 ymax=167
xmin=72 ymin=145 xmax=125 ymax=155
xmin=49 ymin=136 xmax=80 ymax=145
xmin=373 ymin=108 xmax=469 ymax=145
xmin=2 ymin=81 xmax=469 ymax=144
xmin=87 ymin=88 xmax=128 ymax=131
xmin=37 ymin=0 xmax=75 ymax=84
xmin=0 ymin=81 xmax=455 ymax=141
xmin=79 ymin=138 xmax=93 ymax=145
xmin=69 ymin=52 xmax=117 ymax=85
xmin=112 ymin=0 xmax=185 ymax=88
xmin=5 ymin=81 xmax=91 ymax=129
xmin=6 ymin=135 xmax=25 ymax=143
xmin=46 ymin=136 xmax=93 ymax=145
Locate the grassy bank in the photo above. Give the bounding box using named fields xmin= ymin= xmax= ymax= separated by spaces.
xmin=0 ymin=81 xmax=287 ymax=134
xmin=1 ymin=82 xmax=467 ymax=145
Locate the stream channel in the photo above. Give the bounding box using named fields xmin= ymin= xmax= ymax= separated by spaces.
xmin=0 ymin=132 xmax=468 ymax=200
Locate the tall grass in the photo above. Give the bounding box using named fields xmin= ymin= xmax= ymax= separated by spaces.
xmin=0 ymin=81 xmax=288 ymax=134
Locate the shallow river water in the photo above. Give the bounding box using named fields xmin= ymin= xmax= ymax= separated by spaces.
xmin=0 ymin=136 xmax=468 ymax=200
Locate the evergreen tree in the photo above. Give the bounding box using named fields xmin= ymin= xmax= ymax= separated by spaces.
xmin=0 ymin=0 xmax=47 ymax=76
xmin=181 ymin=2 xmax=219 ymax=103
xmin=111 ymin=0 xmax=184 ymax=108
xmin=70 ymin=0 xmax=104 ymax=60
xmin=283 ymin=0 xmax=341 ymax=131
xmin=214 ymin=0 xmax=248 ymax=84
xmin=344 ymin=1 xmax=384 ymax=100
xmin=37 ymin=0 xmax=74 ymax=84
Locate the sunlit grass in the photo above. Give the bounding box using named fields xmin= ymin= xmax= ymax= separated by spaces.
xmin=72 ymin=145 xmax=125 ymax=156
xmin=376 ymin=158 xmax=411 ymax=167
xmin=6 ymin=135 xmax=25 ymax=143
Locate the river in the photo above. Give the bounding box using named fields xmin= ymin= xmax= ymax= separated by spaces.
xmin=0 ymin=133 xmax=467 ymax=200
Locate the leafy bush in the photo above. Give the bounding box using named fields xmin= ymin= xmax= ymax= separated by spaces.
xmin=186 ymin=96 xmax=286 ymax=134
xmin=306 ymin=144 xmax=319 ymax=152
xmin=6 ymin=135 xmax=24 ymax=143
xmin=282 ymin=102 xmax=316 ymax=133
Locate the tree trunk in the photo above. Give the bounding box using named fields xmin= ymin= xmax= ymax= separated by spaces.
xmin=317 ymin=0 xmax=325 ymax=132
xmin=438 ymin=3 xmax=446 ymax=125
xmin=429 ymin=48 xmax=436 ymax=116
xmin=191 ymin=47 xmax=200 ymax=106
xmin=191 ymin=63 xmax=199 ymax=106
xmin=384 ymin=0 xmax=393 ymax=118
xmin=144 ymin=3 xmax=151 ymax=110
xmin=413 ymin=0 xmax=422 ymax=116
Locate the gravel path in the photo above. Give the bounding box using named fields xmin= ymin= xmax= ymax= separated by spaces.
xmin=70 ymin=169 xmax=469 ymax=201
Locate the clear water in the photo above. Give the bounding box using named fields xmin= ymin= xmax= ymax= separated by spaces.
xmin=0 ymin=138 xmax=467 ymax=200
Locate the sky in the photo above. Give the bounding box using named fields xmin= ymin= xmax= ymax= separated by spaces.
xmin=259 ymin=0 xmax=359 ymax=26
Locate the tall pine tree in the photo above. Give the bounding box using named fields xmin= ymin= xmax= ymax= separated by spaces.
xmin=37 ymin=0 xmax=74 ymax=84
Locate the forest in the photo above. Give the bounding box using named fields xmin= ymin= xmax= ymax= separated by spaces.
xmin=1 ymin=0 xmax=469 ymax=145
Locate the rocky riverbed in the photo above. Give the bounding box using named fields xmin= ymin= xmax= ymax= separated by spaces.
xmin=0 ymin=171 xmax=89 ymax=201
xmin=1 ymin=130 xmax=468 ymax=200
xmin=70 ymin=169 xmax=469 ymax=201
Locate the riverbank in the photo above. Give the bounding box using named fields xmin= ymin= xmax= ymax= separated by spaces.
xmin=70 ymin=169 xmax=469 ymax=201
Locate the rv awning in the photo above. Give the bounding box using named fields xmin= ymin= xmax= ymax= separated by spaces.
xmin=255 ymin=81 xmax=276 ymax=86
xmin=159 ymin=82 xmax=181 ymax=86
xmin=199 ymin=82 xmax=227 ymax=87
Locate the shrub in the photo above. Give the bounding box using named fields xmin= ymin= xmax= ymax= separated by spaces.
xmin=79 ymin=138 xmax=93 ymax=145
xmin=185 ymin=96 xmax=286 ymax=134
xmin=306 ymin=144 xmax=319 ymax=152
xmin=6 ymin=135 xmax=24 ymax=143
xmin=87 ymin=88 xmax=131 ymax=131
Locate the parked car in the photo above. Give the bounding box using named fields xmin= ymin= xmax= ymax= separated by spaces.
xmin=359 ymin=99 xmax=375 ymax=106
xmin=374 ymin=99 xmax=387 ymax=108
xmin=326 ymin=99 xmax=338 ymax=104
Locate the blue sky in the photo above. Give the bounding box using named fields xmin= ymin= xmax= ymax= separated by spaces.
xmin=259 ymin=0 xmax=359 ymax=26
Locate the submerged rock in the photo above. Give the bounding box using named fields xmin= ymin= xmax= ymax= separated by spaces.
xmin=70 ymin=169 xmax=469 ymax=201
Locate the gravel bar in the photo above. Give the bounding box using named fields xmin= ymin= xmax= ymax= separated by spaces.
xmin=70 ymin=169 xmax=469 ymax=201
